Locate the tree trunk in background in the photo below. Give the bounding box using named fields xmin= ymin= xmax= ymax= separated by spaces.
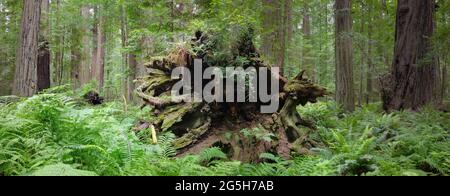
xmin=261 ymin=0 xmax=275 ymax=65
xmin=335 ymin=0 xmax=355 ymax=112
xmin=169 ymin=0 xmax=175 ymax=42
xmin=120 ymin=4 xmax=129 ymax=100
xmin=0 ymin=2 xmax=19 ymax=96
xmin=37 ymin=42 xmax=51 ymax=91
xmin=80 ymin=6 xmax=91 ymax=87
xmin=382 ymin=0 xmax=439 ymax=111
xmin=442 ymin=58 xmax=448 ymax=100
xmin=0 ymin=4 xmax=5 ymax=94
xmin=261 ymin=0 xmax=273 ymax=61
xmin=37 ymin=0 xmax=51 ymax=91
xmin=380 ymin=0 xmax=391 ymax=70
xmin=302 ymin=2 xmax=314 ymax=81
xmin=358 ymin=2 xmax=365 ymax=107
xmin=128 ymin=54 xmax=137 ymax=102
xmin=366 ymin=1 xmax=374 ymax=104
xmin=381 ymin=0 xmax=388 ymax=15
xmin=261 ymin=0 xmax=285 ymax=76
xmin=91 ymin=6 xmax=106 ymax=91
xmin=98 ymin=14 xmax=106 ymax=91
xmin=91 ymin=7 xmax=99 ymax=87
xmin=53 ymin=0 xmax=64 ymax=86
xmin=13 ymin=0 xmax=42 ymax=96
xmin=276 ymin=0 xmax=285 ymax=75
xmin=317 ymin=1 xmax=330 ymax=85
xmin=70 ymin=24 xmax=81 ymax=88
xmin=284 ymin=0 xmax=293 ymax=78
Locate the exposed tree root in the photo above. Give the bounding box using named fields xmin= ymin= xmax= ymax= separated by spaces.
xmin=134 ymin=29 xmax=327 ymax=162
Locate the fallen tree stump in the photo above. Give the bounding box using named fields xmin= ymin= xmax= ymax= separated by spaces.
xmin=135 ymin=29 xmax=327 ymax=162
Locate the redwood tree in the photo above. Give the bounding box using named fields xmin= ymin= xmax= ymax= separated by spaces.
xmin=335 ymin=0 xmax=355 ymax=112
xmin=261 ymin=0 xmax=286 ymax=76
xmin=91 ymin=6 xmax=106 ymax=91
xmin=381 ymin=0 xmax=439 ymax=111
xmin=13 ymin=0 xmax=42 ymax=96
xmin=80 ymin=6 xmax=92 ymax=87
xmin=37 ymin=0 xmax=51 ymax=92
xmin=302 ymin=1 xmax=314 ymax=82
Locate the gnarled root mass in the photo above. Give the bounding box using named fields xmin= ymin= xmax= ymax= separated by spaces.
xmin=135 ymin=30 xmax=327 ymax=162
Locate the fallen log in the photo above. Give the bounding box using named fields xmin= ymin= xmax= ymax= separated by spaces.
xmin=135 ymin=29 xmax=327 ymax=162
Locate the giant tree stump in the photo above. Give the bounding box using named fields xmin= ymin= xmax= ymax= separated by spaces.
xmin=135 ymin=30 xmax=327 ymax=162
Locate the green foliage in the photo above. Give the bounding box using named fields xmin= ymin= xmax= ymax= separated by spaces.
xmin=198 ymin=147 xmax=228 ymax=166
xmin=241 ymin=127 xmax=275 ymax=143
xmin=0 ymin=89 xmax=150 ymax=176
xmin=282 ymin=156 xmax=336 ymax=176
xmin=27 ymin=163 xmax=98 ymax=176
xmin=0 ymin=89 xmax=449 ymax=176
xmin=300 ymin=101 xmax=450 ymax=176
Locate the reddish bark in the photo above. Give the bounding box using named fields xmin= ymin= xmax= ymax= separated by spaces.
xmin=382 ymin=0 xmax=439 ymax=111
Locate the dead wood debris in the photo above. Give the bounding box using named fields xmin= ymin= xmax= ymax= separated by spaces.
xmin=134 ymin=29 xmax=328 ymax=162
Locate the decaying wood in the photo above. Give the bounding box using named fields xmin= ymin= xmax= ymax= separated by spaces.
xmin=135 ymin=30 xmax=327 ymax=162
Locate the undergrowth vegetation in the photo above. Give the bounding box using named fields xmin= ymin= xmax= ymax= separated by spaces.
xmin=0 ymin=88 xmax=448 ymax=176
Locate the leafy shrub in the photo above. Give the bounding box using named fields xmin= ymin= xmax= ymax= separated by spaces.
xmin=299 ymin=102 xmax=449 ymax=176
xmin=0 ymin=90 xmax=448 ymax=176
xmin=27 ymin=163 xmax=98 ymax=176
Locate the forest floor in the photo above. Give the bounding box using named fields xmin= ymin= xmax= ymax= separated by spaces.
xmin=0 ymin=86 xmax=449 ymax=176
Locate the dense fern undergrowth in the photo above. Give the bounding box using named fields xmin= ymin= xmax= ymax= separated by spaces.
xmin=0 ymin=87 xmax=448 ymax=176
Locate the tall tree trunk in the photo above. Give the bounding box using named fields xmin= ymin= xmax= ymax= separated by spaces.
xmin=302 ymin=2 xmax=314 ymax=81
xmin=358 ymin=2 xmax=365 ymax=107
xmin=382 ymin=0 xmax=439 ymax=111
xmin=91 ymin=6 xmax=106 ymax=91
xmin=37 ymin=41 xmax=50 ymax=91
xmin=261 ymin=0 xmax=275 ymax=64
xmin=284 ymin=0 xmax=293 ymax=78
xmin=0 ymin=2 xmax=15 ymax=95
xmin=442 ymin=57 xmax=448 ymax=100
xmin=169 ymin=0 xmax=175 ymax=42
xmin=80 ymin=6 xmax=91 ymax=87
xmin=70 ymin=22 xmax=81 ymax=88
xmin=13 ymin=0 xmax=42 ymax=96
xmin=380 ymin=0 xmax=391 ymax=70
xmin=381 ymin=0 xmax=388 ymax=15
xmin=261 ymin=0 xmax=285 ymax=76
xmin=366 ymin=1 xmax=374 ymax=104
xmin=91 ymin=7 xmax=98 ymax=86
xmin=335 ymin=0 xmax=355 ymax=112
xmin=276 ymin=0 xmax=285 ymax=75
xmin=120 ymin=4 xmax=129 ymax=100
xmin=53 ymin=0 xmax=64 ymax=86
xmin=37 ymin=0 xmax=50 ymax=91
xmin=128 ymin=54 xmax=137 ymax=102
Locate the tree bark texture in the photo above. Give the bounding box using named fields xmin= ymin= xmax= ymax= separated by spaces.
xmin=335 ymin=0 xmax=355 ymax=112
xmin=91 ymin=6 xmax=106 ymax=91
xmin=134 ymin=30 xmax=328 ymax=162
xmin=13 ymin=0 xmax=42 ymax=97
xmin=37 ymin=0 xmax=51 ymax=91
xmin=381 ymin=0 xmax=439 ymax=111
